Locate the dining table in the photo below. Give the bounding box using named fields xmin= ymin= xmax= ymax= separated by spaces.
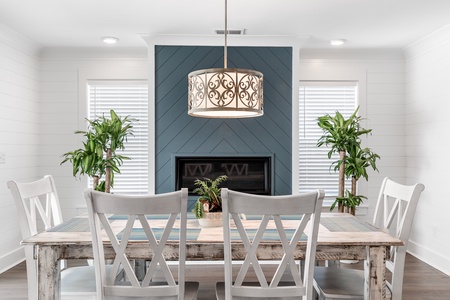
xmin=22 ymin=212 xmax=402 ymax=300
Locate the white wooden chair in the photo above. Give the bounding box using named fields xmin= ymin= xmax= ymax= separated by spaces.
xmin=313 ymin=177 xmax=425 ymax=300
xmin=216 ymin=188 xmax=325 ymax=300
xmin=7 ymin=175 xmax=98 ymax=300
xmin=84 ymin=188 xmax=199 ymax=300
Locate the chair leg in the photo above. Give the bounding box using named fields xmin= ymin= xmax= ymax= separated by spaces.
xmin=313 ymin=286 xmax=320 ymax=300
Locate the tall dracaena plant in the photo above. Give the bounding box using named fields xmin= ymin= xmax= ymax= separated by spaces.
xmin=333 ymin=145 xmax=380 ymax=214
xmin=317 ymin=107 xmax=372 ymax=212
xmin=344 ymin=145 xmax=380 ymax=196
xmin=61 ymin=110 xmax=134 ymax=193
xmin=87 ymin=110 xmax=134 ymax=192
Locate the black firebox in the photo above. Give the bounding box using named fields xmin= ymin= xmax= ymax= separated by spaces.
xmin=174 ymin=155 xmax=272 ymax=196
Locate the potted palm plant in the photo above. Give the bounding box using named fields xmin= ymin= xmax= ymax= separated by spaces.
xmin=192 ymin=175 xmax=227 ymax=227
xmin=61 ymin=109 xmax=134 ymax=193
xmin=338 ymin=146 xmax=380 ymax=214
xmin=332 ymin=190 xmax=367 ymax=215
xmin=317 ymin=107 xmax=379 ymax=214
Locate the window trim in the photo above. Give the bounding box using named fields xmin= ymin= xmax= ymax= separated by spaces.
xmin=298 ymin=81 xmax=358 ymax=206
xmin=295 ymin=64 xmax=367 ymax=206
xmin=78 ymin=65 xmax=149 ymax=193
xmin=87 ymin=80 xmax=149 ymax=195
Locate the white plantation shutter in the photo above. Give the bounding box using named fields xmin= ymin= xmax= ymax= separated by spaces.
xmin=88 ymin=80 xmax=148 ymax=195
xmin=299 ymin=81 xmax=357 ymax=204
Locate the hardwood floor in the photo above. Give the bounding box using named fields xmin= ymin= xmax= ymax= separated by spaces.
xmin=1 ymin=254 xmax=449 ymax=299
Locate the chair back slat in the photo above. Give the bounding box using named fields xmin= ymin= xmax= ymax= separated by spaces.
xmin=84 ymin=188 xmax=189 ymax=299
xmin=221 ymin=188 xmax=324 ymax=300
xmin=228 ymin=194 xmax=317 ymax=215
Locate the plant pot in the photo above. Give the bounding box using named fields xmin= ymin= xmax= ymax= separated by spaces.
xmin=198 ymin=212 xmax=223 ymax=227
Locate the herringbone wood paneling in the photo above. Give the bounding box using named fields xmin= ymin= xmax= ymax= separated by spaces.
xmin=155 ymin=46 xmax=292 ymax=206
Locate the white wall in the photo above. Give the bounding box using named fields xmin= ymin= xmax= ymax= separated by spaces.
xmin=0 ymin=42 xmax=148 ymax=271
xmin=0 ymin=24 xmax=41 ymax=272
xmin=39 ymin=48 xmax=148 ymax=219
xmin=299 ymin=50 xmax=406 ymax=221
xmin=403 ymin=24 xmax=450 ymax=275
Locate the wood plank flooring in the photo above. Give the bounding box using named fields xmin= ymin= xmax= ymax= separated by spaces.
xmin=1 ymin=253 xmax=449 ymax=299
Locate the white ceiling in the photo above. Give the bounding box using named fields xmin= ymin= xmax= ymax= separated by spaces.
xmin=0 ymin=0 xmax=449 ymax=49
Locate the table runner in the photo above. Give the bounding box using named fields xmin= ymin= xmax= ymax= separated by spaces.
xmin=47 ymin=214 xmax=378 ymax=238
xmin=48 ymin=217 xmax=91 ymax=232
xmin=321 ymin=216 xmax=378 ymax=232
xmin=117 ymin=227 xmax=202 ymax=241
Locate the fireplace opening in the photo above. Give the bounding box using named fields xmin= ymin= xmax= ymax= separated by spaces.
xmin=174 ymin=155 xmax=272 ymax=195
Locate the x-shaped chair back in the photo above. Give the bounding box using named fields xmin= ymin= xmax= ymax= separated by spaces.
xmin=8 ymin=175 xmax=65 ymax=300
xmin=8 ymin=175 xmax=63 ymax=238
xmin=372 ymin=177 xmax=424 ymax=298
xmin=221 ymin=189 xmax=324 ymax=300
xmin=84 ymin=188 xmax=188 ymax=299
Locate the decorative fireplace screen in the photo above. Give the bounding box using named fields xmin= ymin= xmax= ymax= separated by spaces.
xmin=174 ymin=156 xmax=272 ymax=195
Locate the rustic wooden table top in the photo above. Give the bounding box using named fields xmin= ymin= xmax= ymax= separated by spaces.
xmin=22 ymin=212 xmax=403 ymax=248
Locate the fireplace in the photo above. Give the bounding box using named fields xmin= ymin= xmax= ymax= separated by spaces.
xmin=173 ymin=155 xmax=273 ymax=195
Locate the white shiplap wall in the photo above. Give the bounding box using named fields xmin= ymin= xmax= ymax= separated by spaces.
xmin=299 ymin=50 xmax=406 ymax=221
xmin=404 ymin=24 xmax=450 ymax=275
xmin=39 ymin=48 xmax=148 ymax=219
xmin=0 ymin=24 xmax=41 ymax=271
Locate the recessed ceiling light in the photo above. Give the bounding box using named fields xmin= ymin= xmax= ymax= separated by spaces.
xmin=101 ymin=36 xmax=119 ymax=44
xmin=329 ymin=39 xmax=346 ymax=46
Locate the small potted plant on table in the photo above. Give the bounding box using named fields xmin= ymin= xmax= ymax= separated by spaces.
xmin=192 ymin=175 xmax=227 ymax=227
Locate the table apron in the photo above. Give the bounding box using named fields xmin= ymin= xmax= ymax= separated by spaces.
xmin=37 ymin=243 xmax=373 ymax=261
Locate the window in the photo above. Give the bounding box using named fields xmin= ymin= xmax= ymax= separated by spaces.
xmin=298 ymin=81 xmax=357 ymax=204
xmin=88 ymin=80 xmax=148 ymax=194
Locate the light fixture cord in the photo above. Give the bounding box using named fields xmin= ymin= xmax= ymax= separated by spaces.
xmin=224 ymin=0 xmax=228 ymax=68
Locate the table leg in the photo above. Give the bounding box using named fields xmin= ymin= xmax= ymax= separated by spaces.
xmin=37 ymin=245 xmax=61 ymax=300
xmin=364 ymin=246 xmax=387 ymax=299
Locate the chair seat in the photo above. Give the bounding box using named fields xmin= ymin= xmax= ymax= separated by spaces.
xmin=313 ymin=266 xmax=392 ymax=300
xmin=61 ymin=265 xmax=123 ymax=299
xmin=102 ymin=281 xmax=199 ymax=300
xmin=215 ymin=282 xmax=304 ymax=300
xmin=61 ymin=266 xmax=199 ymax=300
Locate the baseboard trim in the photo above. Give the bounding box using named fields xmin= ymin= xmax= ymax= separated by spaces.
xmin=408 ymin=240 xmax=450 ymax=276
xmin=0 ymin=247 xmax=25 ymax=274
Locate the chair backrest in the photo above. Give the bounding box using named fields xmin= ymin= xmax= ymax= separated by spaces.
xmin=8 ymin=175 xmax=63 ymax=239
xmin=7 ymin=175 xmax=64 ymax=300
xmin=372 ymin=177 xmax=424 ymax=300
xmin=221 ymin=188 xmax=324 ymax=300
xmin=84 ymin=188 xmax=189 ymax=300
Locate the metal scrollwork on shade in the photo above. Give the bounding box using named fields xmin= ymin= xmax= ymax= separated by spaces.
xmin=188 ymin=68 xmax=263 ymax=118
xmin=187 ymin=0 xmax=264 ymax=118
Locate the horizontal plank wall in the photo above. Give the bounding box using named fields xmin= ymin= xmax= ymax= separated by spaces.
xmin=155 ymin=46 xmax=292 ymax=206
xmin=299 ymin=49 xmax=406 ymax=220
xmin=403 ymin=24 xmax=450 ymax=276
xmin=39 ymin=48 xmax=147 ymax=219
xmin=0 ymin=24 xmax=40 ymax=272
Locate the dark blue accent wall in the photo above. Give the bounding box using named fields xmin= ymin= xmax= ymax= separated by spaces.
xmin=155 ymin=46 xmax=292 ymax=206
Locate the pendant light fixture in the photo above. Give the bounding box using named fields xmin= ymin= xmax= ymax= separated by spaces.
xmin=188 ymin=0 xmax=263 ymax=118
